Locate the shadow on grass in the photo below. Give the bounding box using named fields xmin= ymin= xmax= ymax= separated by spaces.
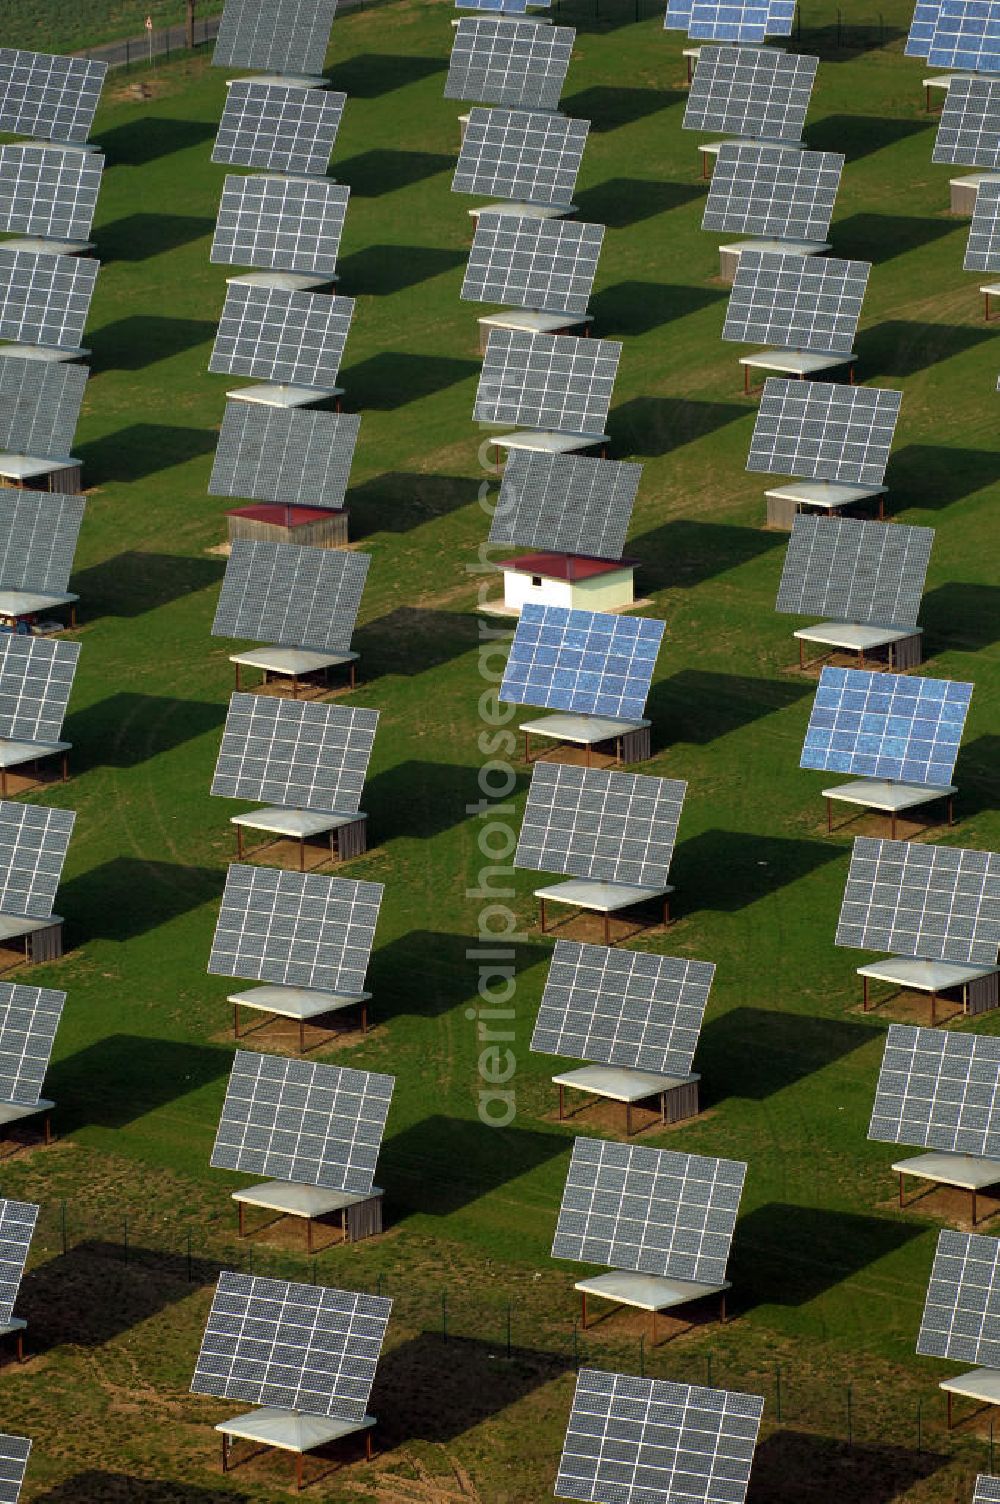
xmin=612 ymin=395 xmax=747 ymax=457
xmin=748 ymin=1433 xmax=944 ymax=1504
xmin=384 ymin=1113 xmax=564 ymax=1216
xmin=60 ymin=858 xmax=219 ymax=943
xmin=860 ymin=318 xmax=996 ymax=378
xmin=576 ymin=176 xmax=704 ymax=227
xmin=590 ymin=280 xmax=726 ymax=336
xmin=698 ymin=1007 xmax=877 ymax=1103
xmin=371 ymin=932 xmax=548 ymax=1023
xmin=807 ymin=113 xmax=933 ymax=161
xmin=366 ymin=760 xmax=485 ymax=840
xmin=799 ymin=21 xmax=906 ymax=57
xmin=958 ymin=737 xmax=1000 ymax=820
xmin=833 ymin=212 xmax=961 ymax=264
xmin=355 ymin=605 xmax=478 ymax=676
xmin=35 ymin=1478 xmax=248 ymax=1504
xmin=67 ymin=693 xmax=223 ymax=770
xmin=336 ymin=244 xmax=466 ymax=296
xmin=561 ymin=84 xmax=681 ymax=131
xmin=336 ymin=147 xmax=454 ymax=196
xmin=628 ymin=518 xmax=784 ymax=586
xmin=344 ymin=351 xmax=479 ymax=410
xmin=348 ymin=471 xmax=474 ymax=536
xmin=733 ymin=1205 xmax=922 ymax=1307
xmin=647 ymin=670 xmax=812 ymax=745
xmin=70 ymin=551 xmax=223 ymax=618
xmin=77 ymin=423 xmax=217 ymax=482
xmin=88 ymin=314 xmax=217 ymax=371
xmin=672 ymin=830 xmax=842 ymax=912
xmin=887 ymin=443 xmax=1000 ymax=509
xmin=325 ymin=51 xmax=447 ymax=97
xmin=921 ymin=583 xmax=1000 ymax=652
xmin=47 ymin=1036 xmax=230 ymax=1134
xmin=98 ymin=115 xmax=217 ymax=165
xmin=96 ymin=212 xmax=215 ymax=261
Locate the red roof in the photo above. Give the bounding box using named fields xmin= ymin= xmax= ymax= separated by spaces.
xmin=226 ymin=504 xmax=342 ymax=526
xmin=497 ymin=551 xmax=634 ymax=583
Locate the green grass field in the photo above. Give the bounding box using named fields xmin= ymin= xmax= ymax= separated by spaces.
xmin=1 ymin=3 xmax=999 ymax=1499
xmin=5 ymin=1 xmax=224 ymax=57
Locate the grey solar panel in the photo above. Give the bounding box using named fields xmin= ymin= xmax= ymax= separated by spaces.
xmin=0 ymin=249 xmax=97 ymax=350
xmin=0 ymin=800 xmax=74 ymax=920
xmin=211 ymin=1050 xmax=394 ymax=1193
xmin=211 ymin=694 xmax=378 ymax=811
xmin=974 ymin=1476 xmax=1000 ymax=1504
xmin=918 ymin=1229 xmax=1000 ymax=1366
xmin=212 ymin=539 xmax=369 ymax=652
xmin=934 ymin=77 xmax=1000 ymax=166
xmin=684 ymin=46 xmax=818 ymax=140
xmin=208 ymin=865 xmax=383 ymax=993
xmin=556 ymin=1370 xmax=763 ymax=1504
xmin=927 ymin=0 xmax=1000 ymax=73
xmin=490 ymin=451 xmax=640 ymax=559
xmin=837 ymin=836 xmax=1000 ymax=967
xmin=552 ymin=1137 xmax=746 ymax=1283
xmin=966 ymin=179 xmax=1000 ymax=272
xmin=213 ymin=0 xmax=338 ymax=76
xmin=209 ymin=402 xmax=360 ymax=511
xmin=0 ymin=1199 xmax=37 ymax=1327
xmin=703 ymin=143 xmax=843 ymax=241
xmin=747 ymin=378 xmax=902 ymax=486
xmin=475 ymin=329 xmax=620 ymax=434
xmin=213 ymin=81 xmax=345 ymax=175
xmin=462 ymin=216 xmax=603 ymax=317
xmin=211 ymin=175 xmax=349 ymax=277
xmin=0 ymin=982 xmax=63 ymax=1108
xmin=0 ymin=634 xmax=79 ymax=744
xmin=0 ymin=146 xmax=103 ymax=242
xmin=210 ymin=283 xmax=353 ymax=390
xmin=532 ymin=939 xmax=715 ymax=1076
xmin=724 ymin=251 xmax=870 ymax=355
xmin=802 ymin=668 xmax=972 ymax=787
xmin=870 ymin=1023 xmax=1000 ymax=1157
xmin=775 ymin=515 xmax=933 ymax=628
xmin=453 ymin=107 xmax=589 ymax=205
xmin=0 ymin=492 xmax=83 ymax=595
xmin=446 ymin=19 xmax=575 ymax=111
xmin=192 ymin=1272 xmax=390 ymax=1420
xmin=515 ymin=762 xmax=686 ymax=888
xmin=0 ymin=1433 xmax=30 ymax=1504
xmin=0 ymin=355 xmax=87 ymax=459
xmin=0 ymin=51 xmax=106 ymax=144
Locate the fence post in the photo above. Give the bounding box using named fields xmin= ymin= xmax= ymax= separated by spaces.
xmin=775 ymin=1365 xmax=782 ymax=1423
xmin=376 ymin=1273 xmax=383 ymax=1299
xmin=706 ymin=1353 xmax=712 ymax=1387
xmin=796 ymin=3 xmax=801 ymax=36
xmin=60 ymin=1200 xmax=68 ymax=1255
xmin=878 ymin=12 xmax=884 ymax=44
xmin=441 ymin=1291 xmax=448 ymax=1342
xmin=836 ymin=8 xmax=842 ymax=44
xmin=187 ymin=1231 xmax=193 ymax=1283
xmin=916 ymin=1399 xmax=921 ymax=1452
xmin=846 ymin=1385 xmax=853 ymax=1446
xmin=572 ymin=1319 xmax=579 ymax=1371
xmin=123 ymin=1217 xmax=129 ymax=1264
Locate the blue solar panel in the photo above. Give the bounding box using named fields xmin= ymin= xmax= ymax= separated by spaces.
xmin=688 ymin=0 xmax=772 ymax=40
xmin=459 ymin=0 xmax=533 ymax=10
xmin=801 ymin=667 xmax=973 ymax=787
xmin=768 ymin=0 xmax=796 ymax=31
xmin=500 ymin=604 xmax=664 ymax=720
xmin=664 ymin=0 xmax=693 ymax=26
xmin=906 ymin=0 xmax=942 ymax=54
xmin=928 ymin=0 xmax=1000 ymax=71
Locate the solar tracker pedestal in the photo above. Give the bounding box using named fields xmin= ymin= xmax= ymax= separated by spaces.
xmin=765 ymin=480 xmax=888 ymax=529
xmin=0 ymin=1317 xmax=26 ymax=1364
xmin=536 ymin=879 xmax=673 ymax=945
xmin=554 ymin=1065 xmax=700 ymax=1136
xmin=218 ymin=1408 xmax=376 ymax=1489
xmin=231 ymin=984 xmax=373 ymax=1049
xmin=234 ymin=1181 xmax=384 ymax=1249
xmin=470 ymin=201 xmax=576 ymax=230
xmin=237 ymin=74 xmax=329 ymax=89
xmin=1 ymin=344 xmax=90 ymax=366
xmin=232 ymin=808 xmax=367 ymax=870
xmin=231 ymin=646 xmax=359 ymax=699
xmin=0 ymin=237 xmax=94 ymax=258
xmin=924 ymin=73 xmax=975 ymax=112
xmin=794 ymin=622 xmax=922 ymax=672
xmin=477 ymin=307 xmax=591 ymax=352
xmin=575 ymin=1271 xmax=728 ymax=1345
xmin=699 ymin=136 xmax=804 ymax=180
xmin=719 ymin=237 xmax=829 ymax=286
xmin=227 ymin=381 xmax=343 ymax=411
xmin=823 ymin=779 xmax=955 ymax=839
xmin=950 ymin=173 xmax=1000 ymax=216
xmin=859 ymin=959 xmax=1000 ymax=1025
xmin=226 ymin=269 xmax=338 ymax=293
xmin=740 ymin=347 xmax=855 ymax=395
xmin=521 ymin=714 xmax=651 ymax=768
xmin=0 ymin=456 xmax=82 ymax=495
xmin=0 ymin=1098 xmax=53 ymax=1158
xmin=0 ymin=740 xmax=70 ymax=797
xmin=0 ymin=914 xmax=63 ymax=974
xmin=894 ymin=1152 xmax=1000 ymax=1229
xmin=941 ymin=1370 xmax=1000 ymax=1429
xmin=491 ymin=430 xmax=608 ymax=473
xmin=982 ymin=283 xmax=1000 ymax=320
xmin=226 ymin=504 xmax=350 ymax=550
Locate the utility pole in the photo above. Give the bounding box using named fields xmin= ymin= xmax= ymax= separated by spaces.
xmin=186 ymin=0 xmax=196 ymax=48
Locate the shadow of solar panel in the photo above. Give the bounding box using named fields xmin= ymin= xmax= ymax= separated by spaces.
xmin=490 ymin=451 xmax=640 ymax=558
xmin=211 ymin=1049 xmax=394 ymax=1192
xmin=556 ymin=1369 xmax=763 ymax=1504
xmin=684 ymin=46 xmax=817 ymax=139
xmin=208 ymin=865 xmax=383 ymax=993
xmin=210 ymin=283 xmax=354 ymax=389
xmin=213 ymin=0 xmax=339 ymax=76
xmin=0 ymin=146 xmax=103 ymax=241
xmin=475 ymin=328 xmax=620 ymax=433
xmin=213 ymin=81 xmax=345 ymax=175
xmin=0 ymin=1433 xmax=30 ymax=1504
xmin=212 ymin=175 xmax=348 ymax=277
xmin=906 ymin=0 xmax=942 ymax=55
xmin=552 ymin=1137 xmax=746 ymax=1282
xmin=0 ymin=1199 xmax=38 ymax=1327
xmin=515 ymin=762 xmax=686 ymax=888
xmin=212 ymin=538 xmax=369 ymax=651
xmin=934 ymin=77 xmax=1000 ymax=166
xmin=928 ymin=0 xmax=1000 ymax=72
xmin=775 ymin=515 xmax=932 ymax=628
xmin=0 ymin=355 xmax=87 ymax=459
xmin=212 ymin=694 xmax=377 ymax=811
xmin=748 ymin=378 xmax=902 ymax=486
xmin=446 ymin=19 xmax=574 ymax=111
xmin=500 ymin=603 xmax=663 ymax=718
xmin=802 ymin=667 xmax=972 ymax=785
xmin=462 ymin=216 xmax=603 ymax=317
xmin=870 ymin=1023 xmax=1000 ymax=1157
xmin=209 ymin=402 xmax=360 ymax=510
xmin=966 ymin=178 xmax=1000 ymax=271
xmin=703 ymin=143 xmax=843 ymax=240
xmin=0 ymin=634 xmax=79 ymax=744
xmin=837 ymin=836 xmax=1000 ymax=966
xmin=192 ymin=1272 xmax=391 ymax=1420
xmin=724 ymin=251 xmax=869 ymax=355
xmin=0 ymin=800 xmax=74 ymax=920
xmin=975 ymin=1475 xmax=1000 ymax=1504
xmin=453 ymin=107 xmax=589 ymax=205
xmin=0 ymin=492 xmax=83 ymax=595
xmin=0 ymin=249 xmax=97 ymax=349
xmin=0 ymin=982 xmax=64 ymax=1108
xmin=918 ymin=1228 xmax=1000 ymax=1365
xmin=532 ymin=938 xmax=715 ymax=1075
xmin=0 ymin=51 xmax=106 ymax=144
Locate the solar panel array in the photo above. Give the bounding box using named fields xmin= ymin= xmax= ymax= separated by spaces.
xmin=490 ymin=451 xmax=641 ymax=560
xmin=556 ymin=1370 xmax=763 ymax=1504
xmin=532 ymin=939 xmax=715 ymax=1076
xmin=0 ymin=50 xmax=106 ymax=144
xmin=515 ymin=763 xmax=686 ymax=888
xmin=212 ymin=539 xmax=369 ymax=652
xmin=212 ymin=175 xmax=349 ymax=277
xmin=0 ymin=982 xmax=63 ymax=1108
xmin=208 ymin=865 xmax=383 ymax=994
xmin=975 ymin=1478 xmax=1000 ymax=1504
xmin=801 ymin=668 xmax=972 ymax=786
xmin=0 ymin=634 xmax=79 ymax=745
xmin=552 ymin=1137 xmax=746 ymax=1283
xmin=906 ymin=0 xmax=941 ymax=55
xmin=747 ymin=378 xmax=902 ymax=486
xmin=213 ymin=81 xmax=345 ymax=175
xmin=0 ymin=491 xmax=83 ymax=595
xmin=0 ymin=1434 xmax=30 ymax=1504
xmin=934 ymin=77 xmax=1000 ymax=168
xmin=0 ymin=801 xmax=74 ymax=920
xmin=209 ymin=402 xmax=360 ymax=510
xmin=703 ymin=143 xmax=843 ymax=241
xmin=918 ymin=1229 xmax=1000 ymax=1366
xmin=212 ymin=0 xmax=339 ymax=77
xmin=836 ymin=836 xmax=1000 ymax=966
xmin=0 ymin=248 xmax=97 ymax=350
xmin=0 ymin=146 xmax=103 ymax=242
xmin=500 ymin=603 xmax=664 ymax=719
xmin=211 ymin=1050 xmax=394 ymax=1194
xmin=724 ymin=251 xmax=870 ymax=355
xmin=966 ymin=179 xmax=1000 ymax=273
xmin=869 ymin=1023 xmax=1000 ymax=1157
xmin=210 ymin=283 xmax=354 ymax=389
xmin=684 ymin=46 xmax=818 ymax=140
xmin=453 ymin=107 xmax=589 ymax=205
xmin=0 ymin=1199 xmax=37 ymax=1326
xmin=927 ymin=0 xmax=1000 ymax=73
xmin=475 ymin=329 xmax=620 ymax=433
xmin=192 ymin=1272 xmax=391 ymax=1421
xmin=462 ymin=216 xmax=603 ymax=317
xmin=446 ymin=19 xmax=575 ymax=111
xmin=0 ymin=354 xmax=87 ymax=459
xmin=212 ymin=695 xmax=378 ymax=812
xmin=776 ymin=515 xmax=933 ymax=629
